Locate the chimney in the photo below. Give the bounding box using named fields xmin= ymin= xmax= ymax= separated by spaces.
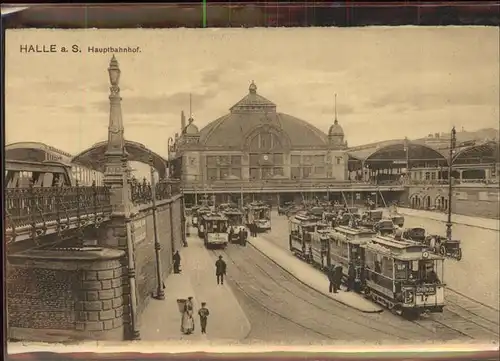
xmin=181 ymin=111 xmax=186 ymax=133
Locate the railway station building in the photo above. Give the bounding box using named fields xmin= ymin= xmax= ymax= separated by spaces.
xmin=171 ymin=81 xmax=403 ymax=207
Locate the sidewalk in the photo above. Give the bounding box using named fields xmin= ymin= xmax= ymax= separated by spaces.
xmin=247 ymin=236 xmax=383 ymax=314
xmin=396 ymin=208 xmax=499 ymax=232
xmin=139 ymin=234 xmax=251 ymax=342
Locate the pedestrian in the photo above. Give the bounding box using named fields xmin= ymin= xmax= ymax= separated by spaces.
xmin=228 ymin=226 xmax=234 ymax=243
xmin=215 ymin=255 xmax=227 ymax=285
xmin=334 ymin=264 xmax=343 ymax=292
xmin=180 ymin=296 xmax=195 ymax=335
xmin=198 ymin=302 xmax=210 ymax=334
xmin=328 ymin=264 xmax=337 ymax=293
xmin=347 ymin=262 xmax=356 ymax=292
xmin=173 ymin=250 xmax=181 ymax=274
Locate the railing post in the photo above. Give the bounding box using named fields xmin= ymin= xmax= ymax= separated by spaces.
xmin=150 ymin=156 xmax=165 ymax=300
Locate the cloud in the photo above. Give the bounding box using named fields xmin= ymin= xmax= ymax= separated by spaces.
xmin=91 ymin=88 xmax=219 ymax=116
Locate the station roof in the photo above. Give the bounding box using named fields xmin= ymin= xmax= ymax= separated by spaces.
xmin=5 ymin=141 xmax=73 ymax=163
xmin=71 ymin=140 xmax=168 ymax=178
xmin=347 ymin=139 xmax=448 ymax=163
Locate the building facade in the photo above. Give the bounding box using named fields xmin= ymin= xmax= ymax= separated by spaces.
xmin=172 ymin=82 xmax=352 ymax=205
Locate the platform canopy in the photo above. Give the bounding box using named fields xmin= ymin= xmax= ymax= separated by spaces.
xmin=71 ymin=140 xmax=168 ymax=178
xmin=348 ymin=139 xmax=449 ymax=169
xmin=452 ymin=140 xmax=499 ymax=165
xmin=5 ymin=141 xmax=73 ymax=163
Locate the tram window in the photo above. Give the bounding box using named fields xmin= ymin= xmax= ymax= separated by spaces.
xmin=394 ymin=261 xmax=408 ymax=279
xmin=411 ymin=260 xmax=419 ymax=271
xmin=42 ymin=173 xmax=54 ymax=187
xmin=381 ymin=256 xmax=393 ymax=278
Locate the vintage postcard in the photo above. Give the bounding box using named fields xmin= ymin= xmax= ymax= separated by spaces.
xmin=4 ymin=27 xmax=499 ymax=353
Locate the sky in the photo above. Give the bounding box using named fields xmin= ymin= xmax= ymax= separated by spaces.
xmin=6 ymin=27 xmax=500 ymax=161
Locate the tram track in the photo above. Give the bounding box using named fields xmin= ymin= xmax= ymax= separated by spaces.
xmin=213 ymin=243 xmax=454 ymax=342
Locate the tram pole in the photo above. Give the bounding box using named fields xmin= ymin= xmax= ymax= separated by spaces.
xmin=445 ymin=126 xmax=457 ymax=241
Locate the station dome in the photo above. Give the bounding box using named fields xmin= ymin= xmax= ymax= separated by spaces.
xmin=328 ymin=119 xmax=344 ymax=137
xmin=198 ymin=81 xmax=328 ymax=148
xmin=185 ymin=116 xmax=199 ymax=134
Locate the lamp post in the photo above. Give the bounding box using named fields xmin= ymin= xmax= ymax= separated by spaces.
xmin=446 ymin=127 xmax=457 ymax=241
xmin=167 ymin=137 xmax=174 ymax=179
xmin=150 ymin=155 xmax=165 ymax=300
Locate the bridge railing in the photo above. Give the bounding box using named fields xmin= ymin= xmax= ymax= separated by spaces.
xmin=130 ymin=178 xmax=182 ymax=205
xmin=5 ymin=184 xmax=113 ymax=239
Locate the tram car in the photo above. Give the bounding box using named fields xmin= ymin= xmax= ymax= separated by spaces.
xmin=5 ymin=159 xmax=75 ymax=188
xmin=288 ymin=213 xmax=320 ymax=262
xmin=192 ymin=206 xmax=211 ymax=227
xmin=244 ymin=202 xmax=271 ymax=232
xmin=223 ymin=207 xmax=246 ymax=244
xmin=199 ymin=212 xmax=229 ymax=248
xmin=309 ymin=221 xmax=334 ymax=268
xmin=360 ymin=235 xmax=445 ymax=318
xmin=328 ymin=225 xmax=377 ymax=288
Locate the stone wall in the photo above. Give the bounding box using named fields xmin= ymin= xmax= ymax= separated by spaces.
xmin=406 ymin=185 xmax=499 ymax=219
xmin=6 ymin=248 xmax=126 ymax=342
xmin=131 ymin=195 xmax=183 ymax=317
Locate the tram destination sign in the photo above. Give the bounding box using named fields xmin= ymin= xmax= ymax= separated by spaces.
xmin=416 ymin=285 xmax=436 ymax=295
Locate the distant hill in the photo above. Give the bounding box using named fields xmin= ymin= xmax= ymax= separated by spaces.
xmin=414 ymin=127 xmax=499 ymax=148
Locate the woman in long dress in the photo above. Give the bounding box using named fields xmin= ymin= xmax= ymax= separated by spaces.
xmin=181 ymin=296 xmax=195 ymax=335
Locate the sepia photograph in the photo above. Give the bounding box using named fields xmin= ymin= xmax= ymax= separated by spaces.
xmin=4 ymin=27 xmax=499 ymax=352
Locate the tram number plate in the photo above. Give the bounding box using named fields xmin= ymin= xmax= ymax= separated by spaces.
xmin=416 ymin=285 xmax=436 ymax=295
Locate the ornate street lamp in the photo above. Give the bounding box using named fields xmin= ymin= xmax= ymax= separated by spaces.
xmin=108 ymin=55 xmax=121 ymax=86
xmin=445 ymin=127 xmax=457 ymax=241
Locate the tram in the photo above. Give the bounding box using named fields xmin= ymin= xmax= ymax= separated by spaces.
xmin=5 ymin=159 xmax=74 ymax=188
xmin=192 ymin=206 xmax=211 ymax=227
xmin=288 ymin=213 xmax=319 ymax=262
xmin=360 ymin=235 xmax=446 ymax=318
xmin=223 ymin=207 xmax=246 ymax=244
xmin=199 ymin=212 xmax=229 ymax=249
xmin=244 ymin=201 xmax=271 ymax=232
xmin=328 ymin=225 xmax=377 ymax=289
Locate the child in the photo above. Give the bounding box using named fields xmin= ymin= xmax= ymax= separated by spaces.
xmin=198 ymin=302 xmax=210 ymax=334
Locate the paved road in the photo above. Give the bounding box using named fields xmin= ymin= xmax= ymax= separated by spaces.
xmin=209 ymin=243 xmax=456 ymax=343
xmin=400 ymin=214 xmax=499 ymax=311
xmin=258 ymin=213 xmax=498 ymax=342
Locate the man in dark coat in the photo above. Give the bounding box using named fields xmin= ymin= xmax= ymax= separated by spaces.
xmin=239 ymin=227 xmax=247 ymax=246
xmin=346 ymin=262 xmax=356 ymax=292
xmin=215 ymin=255 xmax=227 ymax=285
xmin=333 ymin=265 xmax=343 ymax=292
xmin=251 ymin=222 xmax=257 ymax=237
xmin=228 ymin=226 xmax=234 ymax=243
xmin=327 ymin=265 xmax=337 ymax=293
xmin=173 ymin=251 xmax=181 ymax=274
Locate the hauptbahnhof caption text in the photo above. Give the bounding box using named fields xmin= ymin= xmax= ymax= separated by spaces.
xmin=19 ymin=45 xmax=142 ymax=54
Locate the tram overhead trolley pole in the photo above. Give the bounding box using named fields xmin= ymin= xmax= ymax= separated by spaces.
xmin=446 ymin=126 xmax=457 ymax=241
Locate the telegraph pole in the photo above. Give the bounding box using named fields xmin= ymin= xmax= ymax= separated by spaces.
xmin=445 ymin=126 xmax=457 ymax=240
